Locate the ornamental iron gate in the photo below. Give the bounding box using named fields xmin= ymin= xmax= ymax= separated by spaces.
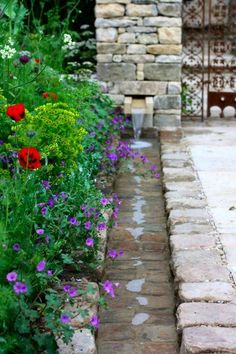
xmin=182 ymin=0 xmax=236 ymax=119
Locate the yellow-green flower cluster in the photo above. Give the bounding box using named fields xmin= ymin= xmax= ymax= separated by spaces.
xmin=9 ymin=102 xmax=87 ymax=171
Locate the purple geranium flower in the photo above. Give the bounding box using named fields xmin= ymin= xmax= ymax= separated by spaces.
xmin=151 ymin=164 xmax=157 ymax=172
xmin=60 ymin=313 xmax=71 ymax=324
xmin=45 ymin=235 xmax=50 ymax=243
xmin=84 ymin=221 xmax=92 ymax=230
xmin=36 ymin=229 xmax=44 ymax=235
xmin=47 ymin=196 xmax=56 ymax=208
xmin=6 ymin=271 xmax=17 ymax=282
xmin=0 ymin=140 xmax=4 ymax=145
xmin=97 ymin=222 xmax=106 ymax=232
xmin=102 ymin=280 xmax=115 ymax=298
xmin=107 ymin=153 xmax=117 ymax=161
xmin=86 ymin=237 xmax=94 ymax=247
xmin=36 ymin=260 xmax=46 ymax=272
xmin=68 ymin=287 xmax=77 ymax=298
xmin=63 ymin=284 xmax=71 ymax=293
xmin=47 ymin=270 xmax=53 ymax=277
xmin=68 ymin=216 xmax=79 ymax=226
xmin=100 ymin=197 xmax=109 ymax=206
xmin=60 ymin=192 xmax=68 ymax=199
xmin=13 ymin=243 xmax=20 ymax=252
xmin=90 ymin=315 xmax=100 ymax=329
xmin=41 ymin=207 xmax=47 ymax=216
xmin=41 ymin=180 xmax=51 ymax=190
xmin=13 ymin=282 xmax=28 ymax=294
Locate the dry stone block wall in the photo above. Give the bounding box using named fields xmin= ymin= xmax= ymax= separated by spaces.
xmin=95 ymin=0 xmax=182 ymax=130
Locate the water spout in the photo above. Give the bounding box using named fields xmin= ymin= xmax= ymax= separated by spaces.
xmin=132 ymin=108 xmax=145 ymax=140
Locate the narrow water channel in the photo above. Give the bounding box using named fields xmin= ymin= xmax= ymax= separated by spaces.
xmin=97 ymin=138 xmax=179 ymax=354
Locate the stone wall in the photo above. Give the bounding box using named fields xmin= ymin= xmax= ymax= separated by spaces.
xmin=95 ymin=0 xmax=182 ymax=130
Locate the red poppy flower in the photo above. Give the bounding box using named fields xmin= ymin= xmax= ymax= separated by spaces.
xmin=34 ymin=58 xmax=40 ymax=64
xmin=6 ymin=103 xmax=25 ymax=122
xmin=18 ymin=147 xmax=41 ymax=170
xmin=42 ymin=92 xmax=57 ymax=101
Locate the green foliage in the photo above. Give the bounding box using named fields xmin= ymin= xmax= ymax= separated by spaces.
xmin=9 ymin=102 xmax=87 ymax=173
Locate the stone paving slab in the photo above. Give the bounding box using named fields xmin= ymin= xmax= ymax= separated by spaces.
xmin=170 ymin=234 xmax=215 ymax=251
xmin=177 ymin=303 xmax=236 ymax=331
xmin=163 ymin=168 xmax=195 ymax=182
xmin=160 ymin=129 xmax=236 ymax=353
xmin=170 ymin=222 xmax=214 ymax=235
xmin=166 ymin=198 xmax=207 ymax=211
xmin=179 ymin=282 xmax=236 ymax=303
xmin=181 ymin=326 xmax=236 ymax=354
xmin=172 ymin=250 xmax=230 ymax=283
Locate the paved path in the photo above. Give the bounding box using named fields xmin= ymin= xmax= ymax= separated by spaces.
xmin=183 ymin=120 xmax=236 ymax=282
xmin=97 ymin=139 xmax=179 ymax=354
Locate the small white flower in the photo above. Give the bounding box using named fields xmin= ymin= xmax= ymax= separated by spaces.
xmin=0 ymin=38 xmax=16 ymax=59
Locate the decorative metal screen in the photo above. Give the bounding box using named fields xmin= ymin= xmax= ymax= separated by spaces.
xmin=182 ymin=0 xmax=236 ymax=119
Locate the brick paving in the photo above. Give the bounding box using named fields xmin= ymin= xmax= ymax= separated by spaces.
xmin=97 ymin=139 xmax=179 ymax=354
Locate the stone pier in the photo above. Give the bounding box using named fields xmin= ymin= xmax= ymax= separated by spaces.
xmin=95 ymin=0 xmax=182 ymax=130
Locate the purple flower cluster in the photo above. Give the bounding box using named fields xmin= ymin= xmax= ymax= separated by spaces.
xmin=36 ymin=260 xmax=46 ymax=272
xmin=102 ymin=280 xmax=120 ymax=298
xmin=107 ymin=249 xmax=124 ymax=260
xmin=63 ymin=284 xmax=78 ymax=298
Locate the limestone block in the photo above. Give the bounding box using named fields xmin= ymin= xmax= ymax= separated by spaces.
xmin=127 ymin=44 xmax=146 ymax=54
xmin=97 ymin=63 xmax=136 ymax=81
xmin=118 ymin=32 xmax=136 ymax=43
xmin=96 ymin=28 xmax=117 ymax=42
xmin=118 ymin=27 xmax=126 ymax=34
xmin=144 ymin=16 xmax=182 ymax=27
xmin=127 ymin=26 xmax=157 ymax=33
xmin=172 ymin=250 xmax=230 ymax=282
xmin=137 ymin=63 xmax=144 ymax=71
xmin=95 ymin=18 xmax=138 ymax=28
xmin=179 ymin=282 xmax=236 ymax=302
xmin=171 ymin=223 xmax=213 ymax=234
xmin=170 ymin=234 xmax=215 ymax=252
xmin=177 ymin=303 xmax=236 ymax=331
xmin=137 ymin=33 xmax=158 ymax=44
xmin=108 ymin=94 xmax=125 ymax=105
xmin=95 ymin=4 xmax=125 ymax=18
xmin=137 ymin=71 xmax=144 ymax=80
xmin=57 ymin=329 xmax=96 ymax=354
xmin=156 ymin=55 xmax=181 ymax=63
xmin=144 ymin=64 xmax=181 ymax=81
xmin=114 ymin=81 xmax=167 ymax=95
xmin=126 ymin=4 xmax=158 ymax=17
xmin=96 ymin=54 xmax=113 ymax=63
xmin=154 ymin=95 xmax=181 ymax=110
xmin=113 ymin=55 xmax=122 ymax=62
xmin=158 ymin=3 xmax=182 ymax=17
xmin=123 ymin=54 xmax=155 ymax=63
xmin=163 ymin=167 xmax=195 ymax=182
xmin=181 ymin=326 xmax=236 ymax=354
xmin=154 ymin=114 xmax=181 ymax=131
xmin=166 ymin=198 xmax=207 ymax=210
xmin=169 ymin=208 xmax=209 ymax=225
xmin=97 ymin=43 xmax=127 ymax=54
xmin=168 ymin=82 xmax=182 ymax=94
xmin=147 ymin=44 xmax=182 ymax=55
xmin=158 ymin=27 xmax=181 ymax=44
